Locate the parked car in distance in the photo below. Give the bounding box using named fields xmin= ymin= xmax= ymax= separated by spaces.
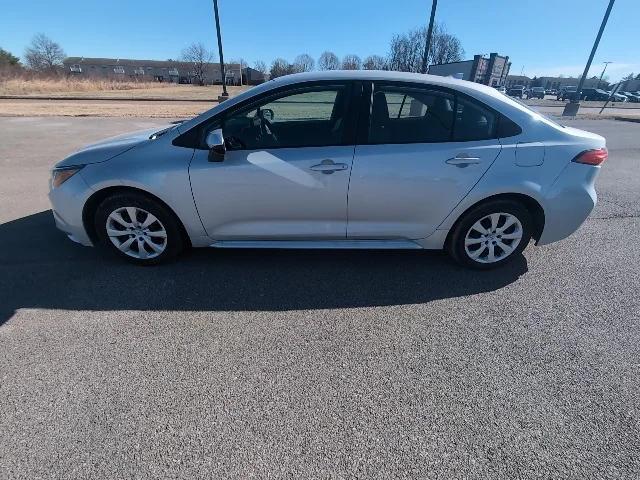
xmin=494 ymin=85 xmax=506 ymax=94
xmin=48 ymin=71 xmax=607 ymax=269
xmin=580 ymin=88 xmax=612 ymax=101
xmin=528 ymin=87 xmax=546 ymax=99
xmin=507 ymin=85 xmax=526 ymax=98
xmin=624 ymin=92 xmax=640 ymax=103
xmin=608 ymin=91 xmax=628 ymax=102
xmin=557 ymin=86 xmax=578 ymax=101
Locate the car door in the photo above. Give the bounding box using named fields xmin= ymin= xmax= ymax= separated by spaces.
xmin=189 ymin=82 xmax=357 ymax=240
xmin=347 ymin=83 xmax=503 ymax=240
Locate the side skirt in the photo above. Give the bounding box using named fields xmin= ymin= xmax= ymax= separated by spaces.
xmin=209 ymin=239 xmax=425 ymax=250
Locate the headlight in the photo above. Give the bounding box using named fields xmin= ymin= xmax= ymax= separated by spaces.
xmin=51 ymin=166 xmax=84 ymax=188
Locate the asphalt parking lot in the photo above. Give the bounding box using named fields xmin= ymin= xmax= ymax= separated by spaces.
xmin=1 ymin=116 xmax=639 ymax=479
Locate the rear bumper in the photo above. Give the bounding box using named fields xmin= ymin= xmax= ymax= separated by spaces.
xmin=537 ymin=162 xmax=599 ymax=246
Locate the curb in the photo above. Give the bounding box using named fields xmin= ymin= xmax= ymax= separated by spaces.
xmin=613 ymin=116 xmax=640 ymax=123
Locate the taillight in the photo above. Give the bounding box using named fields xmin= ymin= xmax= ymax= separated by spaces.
xmin=572 ymin=148 xmax=608 ymax=166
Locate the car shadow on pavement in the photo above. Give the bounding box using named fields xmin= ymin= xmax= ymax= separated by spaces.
xmin=0 ymin=211 xmax=528 ymax=326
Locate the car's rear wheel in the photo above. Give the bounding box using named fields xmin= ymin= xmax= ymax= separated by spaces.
xmin=94 ymin=193 xmax=184 ymax=265
xmin=447 ymin=199 xmax=533 ymax=270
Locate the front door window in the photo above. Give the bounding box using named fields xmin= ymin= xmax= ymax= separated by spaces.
xmin=218 ymin=86 xmax=349 ymax=151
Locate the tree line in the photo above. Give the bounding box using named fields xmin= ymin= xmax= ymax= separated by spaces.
xmin=266 ymin=23 xmax=465 ymax=79
xmin=5 ymin=29 xmax=639 ymax=88
xmin=1 ymin=23 xmax=464 ymax=82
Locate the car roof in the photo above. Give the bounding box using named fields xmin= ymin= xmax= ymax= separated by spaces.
xmin=266 ymin=70 xmax=501 ymax=96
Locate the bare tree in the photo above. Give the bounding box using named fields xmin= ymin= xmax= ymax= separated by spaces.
xmin=363 ymin=55 xmax=387 ymax=70
xmin=341 ymin=54 xmax=362 ymax=70
xmin=181 ymin=42 xmax=214 ymax=85
xmin=387 ymin=23 xmax=464 ymax=73
xmin=253 ymin=60 xmax=268 ymax=75
xmin=24 ymin=34 xmax=66 ymax=73
xmin=318 ymin=51 xmax=339 ymax=70
xmin=293 ymin=53 xmax=315 ymax=73
xmin=270 ymin=58 xmax=293 ymax=79
xmin=430 ymin=26 xmax=464 ymax=65
xmin=388 ymin=28 xmax=424 ymax=73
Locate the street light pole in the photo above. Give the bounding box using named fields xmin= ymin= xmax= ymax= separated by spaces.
xmin=563 ymin=0 xmax=615 ymax=115
xmin=598 ymin=61 xmax=612 ymax=88
xmin=421 ymin=0 xmax=438 ymax=74
xmin=213 ymin=0 xmax=228 ymax=98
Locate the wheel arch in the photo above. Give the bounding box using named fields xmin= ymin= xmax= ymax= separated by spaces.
xmin=445 ymin=193 xmax=545 ymax=247
xmin=82 ymin=186 xmax=192 ymax=247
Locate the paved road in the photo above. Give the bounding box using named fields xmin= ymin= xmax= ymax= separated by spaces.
xmin=1 ymin=117 xmax=639 ymax=479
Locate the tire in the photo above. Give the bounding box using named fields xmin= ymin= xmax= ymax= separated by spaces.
xmin=94 ymin=192 xmax=185 ymax=265
xmin=446 ymin=199 xmax=533 ymax=270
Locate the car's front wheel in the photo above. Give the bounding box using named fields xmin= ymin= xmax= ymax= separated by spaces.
xmin=447 ymin=199 xmax=533 ymax=270
xmin=94 ymin=193 xmax=185 ymax=265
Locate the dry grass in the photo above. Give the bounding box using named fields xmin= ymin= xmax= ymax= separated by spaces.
xmin=0 ymin=99 xmax=213 ymax=118
xmin=0 ymin=78 xmax=175 ymax=95
xmin=0 ymin=77 xmax=251 ymax=100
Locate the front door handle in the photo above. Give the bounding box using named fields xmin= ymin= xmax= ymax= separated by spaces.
xmin=310 ymin=160 xmax=348 ymax=174
xmin=446 ymin=155 xmax=482 ymax=167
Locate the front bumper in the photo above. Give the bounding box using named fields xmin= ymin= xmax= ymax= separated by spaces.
xmin=48 ymin=172 xmax=94 ymax=246
xmin=537 ymin=162 xmax=599 ymax=246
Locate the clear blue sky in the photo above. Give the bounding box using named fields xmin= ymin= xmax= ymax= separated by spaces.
xmin=0 ymin=0 xmax=636 ymax=81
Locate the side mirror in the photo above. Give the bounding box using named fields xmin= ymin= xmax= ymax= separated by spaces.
xmin=205 ymin=128 xmax=225 ymax=162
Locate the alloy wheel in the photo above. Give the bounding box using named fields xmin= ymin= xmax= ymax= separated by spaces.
xmin=105 ymin=207 xmax=168 ymax=259
xmin=464 ymin=212 xmax=523 ymax=264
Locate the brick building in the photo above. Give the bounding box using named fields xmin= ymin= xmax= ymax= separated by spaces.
xmin=428 ymin=53 xmax=511 ymax=87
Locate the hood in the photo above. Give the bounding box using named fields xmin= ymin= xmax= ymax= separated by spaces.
xmin=54 ymin=125 xmax=173 ymax=168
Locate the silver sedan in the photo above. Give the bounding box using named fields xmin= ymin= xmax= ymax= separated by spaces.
xmin=49 ymin=71 xmax=607 ymax=269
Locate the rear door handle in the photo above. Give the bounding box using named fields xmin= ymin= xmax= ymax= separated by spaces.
xmin=310 ymin=160 xmax=349 ymax=174
xmin=446 ymin=155 xmax=481 ymax=167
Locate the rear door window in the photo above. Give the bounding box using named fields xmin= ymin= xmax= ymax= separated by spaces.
xmin=453 ymin=97 xmax=497 ymax=141
xmin=368 ymin=85 xmax=454 ymax=144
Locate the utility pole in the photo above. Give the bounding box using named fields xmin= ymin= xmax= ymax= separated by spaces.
xmin=598 ymin=61 xmax=612 ymax=88
xmin=213 ymin=0 xmax=228 ymax=99
xmin=421 ymin=0 xmax=438 ymax=74
xmin=563 ymin=0 xmax=615 ymax=116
